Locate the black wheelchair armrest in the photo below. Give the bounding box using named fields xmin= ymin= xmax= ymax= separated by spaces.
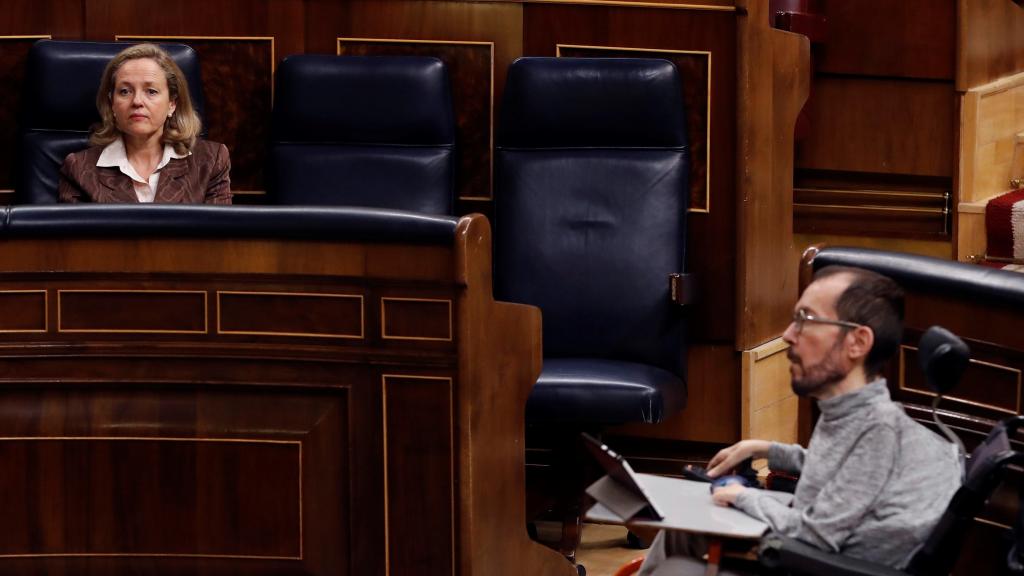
xmin=759 ymin=533 xmax=907 ymax=576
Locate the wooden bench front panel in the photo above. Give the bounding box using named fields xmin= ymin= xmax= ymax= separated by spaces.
xmin=0 ymin=272 xmax=461 ymax=576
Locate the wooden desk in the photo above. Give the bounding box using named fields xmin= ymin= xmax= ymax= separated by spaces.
xmin=0 ymin=208 xmax=573 ymax=576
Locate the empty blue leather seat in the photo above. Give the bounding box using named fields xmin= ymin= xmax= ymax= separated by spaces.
xmin=496 ymin=57 xmax=689 ymax=427
xmin=270 ymin=55 xmax=456 ymax=214
xmin=494 ymin=56 xmax=691 ymax=565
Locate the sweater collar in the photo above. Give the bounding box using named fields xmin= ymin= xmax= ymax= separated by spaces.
xmin=818 ymin=378 xmax=890 ymax=420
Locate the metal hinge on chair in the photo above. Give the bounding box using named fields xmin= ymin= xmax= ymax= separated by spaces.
xmin=669 ymin=273 xmax=696 ymax=306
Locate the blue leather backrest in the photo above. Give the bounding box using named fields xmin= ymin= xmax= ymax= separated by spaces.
xmin=270 ymin=55 xmax=456 ymax=214
xmin=810 ymin=246 xmax=1024 ymax=309
xmin=17 ymin=40 xmax=206 ymax=204
xmin=495 ymin=58 xmax=689 ymax=374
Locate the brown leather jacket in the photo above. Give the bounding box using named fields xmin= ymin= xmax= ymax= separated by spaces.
xmin=58 ymin=139 xmax=232 ymax=204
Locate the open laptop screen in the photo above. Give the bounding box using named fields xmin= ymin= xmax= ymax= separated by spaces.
xmin=581 ymin=433 xmax=665 ymax=519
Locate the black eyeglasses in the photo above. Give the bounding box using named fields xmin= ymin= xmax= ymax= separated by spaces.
xmin=791 ymin=309 xmax=862 ymax=333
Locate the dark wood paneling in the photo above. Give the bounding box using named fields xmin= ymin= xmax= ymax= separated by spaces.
xmin=0 ymin=438 xmax=301 ymax=557
xmin=523 ymin=3 xmax=737 ymax=344
xmin=384 ymin=375 xmax=454 ymax=576
xmin=959 ymin=0 xmax=1024 ymax=90
xmin=815 ymin=0 xmax=956 ymax=80
xmin=59 ymin=290 xmax=207 ymax=333
xmin=0 ymin=0 xmax=81 ymax=37
xmin=793 ymin=171 xmax=951 ymax=238
xmin=0 ymin=290 xmax=46 ymax=331
xmin=381 ymin=297 xmax=453 ymax=341
xmin=218 ymin=291 xmax=364 ymax=339
xmin=0 ymin=386 xmax=347 ymax=575
xmin=0 ymin=1 xmax=72 ymax=197
xmin=339 ymin=39 xmax=493 ymax=201
xmin=797 ymin=76 xmax=956 ymax=177
xmin=901 ymin=344 xmax=1021 ymax=417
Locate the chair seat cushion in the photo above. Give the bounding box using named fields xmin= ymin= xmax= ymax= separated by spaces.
xmin=526 ymin=358 xmax=685 ymax=425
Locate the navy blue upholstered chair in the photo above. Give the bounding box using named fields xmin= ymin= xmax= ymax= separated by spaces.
xmin=494 ymin=57 xmax=690 ymax=567
xmin=17 ymin=40 xmax=206 ymax=204
xmin=270 ymin=55 xmax=456 ymax=214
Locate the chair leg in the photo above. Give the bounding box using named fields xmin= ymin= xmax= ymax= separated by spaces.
xmin=558 ymin=506 xmax=583 ymax=562
xmin=553 ymin=430 xmax=598 ymax=564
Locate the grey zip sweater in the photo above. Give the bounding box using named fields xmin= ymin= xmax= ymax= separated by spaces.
xmin=734 ymin=379 xmax=962 ymax=569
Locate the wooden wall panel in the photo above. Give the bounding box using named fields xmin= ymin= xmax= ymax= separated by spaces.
xmin=383 ymin=375 xmax=455 ymax=576
xmin=958 ymin=71 xmax=1024 ymax=204
xmin=736 ymin=0 xmax=809 ymax=349
xmin=816 ymin=0 xmax=955 ymax=80
xmin=0 ymin=385 xmax=348 ymax=575
xmin=523 ymin=3 xmax=737 ymax=343
xmin=797 ymin=77 xmax=956 ymax=177
xmin=0 ymin=0 xmax=82 ymax=38
xmin=959 ymin=0 xmax=1024 ymax=90
xmin=741 ymin=337 xmax=797 ymax=443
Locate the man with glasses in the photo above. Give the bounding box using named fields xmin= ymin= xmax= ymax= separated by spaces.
xmin=639 ymin=266 xmax=962 ymax=575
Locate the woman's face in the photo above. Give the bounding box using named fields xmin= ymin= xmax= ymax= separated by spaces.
xmin=110 ymin=57 xmax=177 ymax=143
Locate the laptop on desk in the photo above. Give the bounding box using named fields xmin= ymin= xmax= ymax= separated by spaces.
xmin=582 ymin=434 xmax=792 ymax=540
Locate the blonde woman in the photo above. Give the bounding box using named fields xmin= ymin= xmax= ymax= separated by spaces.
xmin=59 ymin=43 xmax=230 ymax=204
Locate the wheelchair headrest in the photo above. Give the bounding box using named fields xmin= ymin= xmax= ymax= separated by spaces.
xmin=498 ymin=57 xmax=687 ymax=149
xmin=917 ymin=326 xmax=970 ymax=397
xmin=272 ymin=55 xmax=455 ymax=146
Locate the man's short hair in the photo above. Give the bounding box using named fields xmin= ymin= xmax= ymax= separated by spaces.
xmin=813 ymin=265 xmax=905 ymax=378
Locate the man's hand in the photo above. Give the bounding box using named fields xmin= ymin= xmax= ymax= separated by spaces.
xmin=711 ymin=483 xmax=746 ymax=507
xmin=707 ymin=439 xmax=771 ymax=477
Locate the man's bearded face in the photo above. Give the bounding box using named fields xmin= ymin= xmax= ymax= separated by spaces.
xmin=788 ymin=334 xmax=849 ymax=397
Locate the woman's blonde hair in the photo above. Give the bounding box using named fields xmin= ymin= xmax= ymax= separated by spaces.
xmin=91 ymin=43 xmax=201 ymax=155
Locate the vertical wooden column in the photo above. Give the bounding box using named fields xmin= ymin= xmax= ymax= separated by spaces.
xmin=735 ymin=1 xmax=809 ymax=444
xmin=735 ymin=0 xmax=810 ymax=350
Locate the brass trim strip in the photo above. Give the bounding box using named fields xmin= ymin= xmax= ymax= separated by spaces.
xmin=899 ymin=345 xmax=1022 ymax=415
xmin=338 ymin=37 xmax=495 ymax=201
xmin=216 ymin=291 xmax=365 ymax=339
xmin=380 ymin=297 xmax=454 ymax=342
xmin=0 ymin=436 xmax=302 ymax=561
xmin=0 ymin=35 xmax=51 ymax=40
xmin=982 ymin=254 xmax=1024 ymax=264
xmin=0 ymin=289 xmax=48 ymax=333
xmin=57 ymin=290 xmax=208 ymax=334
xmin=794 ymin=188 xmax=948 ymax=199
xmin=526 ymin=0 xmax=737 ymax=10
xmin=795 ymin=203 xmax=946 ymax=215
xmin=556 ymin=43 xmax=712 ymax=214
xmin=974 ymin=516 xmax=1012 ymax=530
xmin=381 ymin=374 xmax=455 ymax=576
